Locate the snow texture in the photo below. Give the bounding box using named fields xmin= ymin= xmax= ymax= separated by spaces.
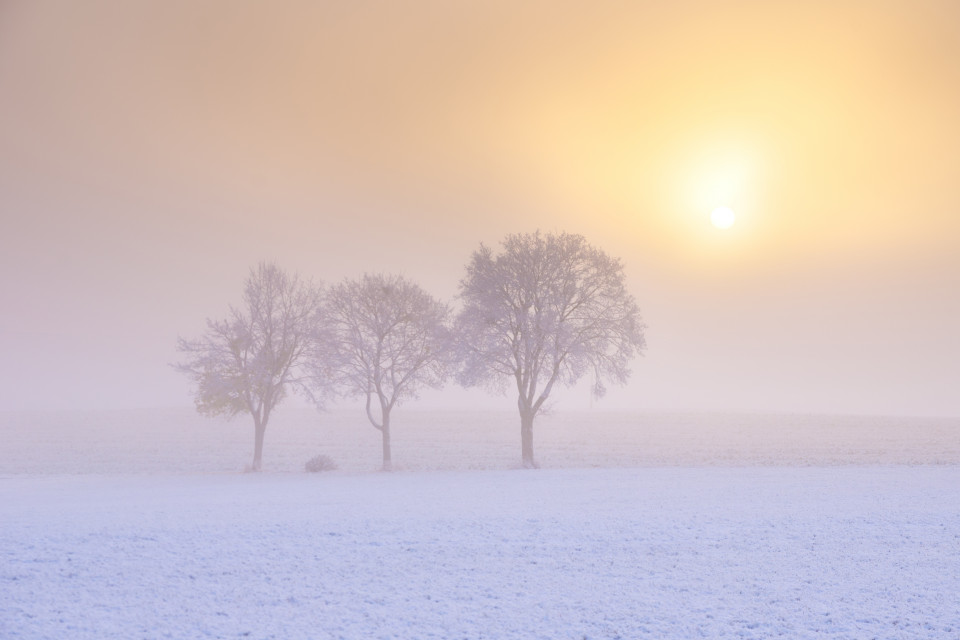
xmin=2 ymin=410 xmax=959 ymax=639
xmin=3 ymin=468 xmax=959 ymax=639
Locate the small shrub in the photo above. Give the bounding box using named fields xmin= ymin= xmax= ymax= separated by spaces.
xmin=305 ymin=454 xmax=338 ymax=473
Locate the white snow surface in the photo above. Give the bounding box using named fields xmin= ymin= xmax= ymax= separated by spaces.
xmin=2 ymin=409 xmax=959 ymax=638
xmin=4 ymin=468 xmax=960 ymax=639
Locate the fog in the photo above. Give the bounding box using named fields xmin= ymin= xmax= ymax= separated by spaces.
xmin=1 ymin=0 xmax=958 ymax=416
xmin=5 ymin=6 xmax=960 ymax=638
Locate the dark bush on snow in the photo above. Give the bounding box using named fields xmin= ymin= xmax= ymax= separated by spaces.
xmin=305 ymin=454 xmax=338 ymax=473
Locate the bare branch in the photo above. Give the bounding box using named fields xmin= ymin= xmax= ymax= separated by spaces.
xmin=174 ymin=262 xmax=324 ymax=470
xmin=455 ymin=232 xmax=646 ymax=464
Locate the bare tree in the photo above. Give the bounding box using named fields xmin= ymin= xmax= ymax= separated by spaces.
xmin=313 ymin=273 xmax=450 ymax=470
xmin=175 ymin=263 xmax=323 ymax=471
xmin=456 ymin=232 xmax=646 ymax=468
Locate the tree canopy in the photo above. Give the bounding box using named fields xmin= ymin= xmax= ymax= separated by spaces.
xmin=312 ymin=273 xmax=450 ymax=469
xmin=176 ymin=263 xmax=322 ymax=470
xmin=456 ymin=232 xmax=645 ymax=466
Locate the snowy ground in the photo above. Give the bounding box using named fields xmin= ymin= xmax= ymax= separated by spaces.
xmin=3 ymin=407 xmax=959 ymax=474
xmin=3 ymin=467 xmax=959 ymax=639
xmin=2 ymin=409 xmax=959 ymax=638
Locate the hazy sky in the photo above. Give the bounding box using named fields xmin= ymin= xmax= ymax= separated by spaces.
xmin=1 ymin=0 xmax=958 ymax=415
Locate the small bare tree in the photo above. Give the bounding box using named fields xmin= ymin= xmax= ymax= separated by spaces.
xmin=456 ymin=232 xmax=646 ymax=468
xmin=175 ymin=263 xmax=322 ymax=471
xmin=313 ymin=273 xmax=450 ymax=470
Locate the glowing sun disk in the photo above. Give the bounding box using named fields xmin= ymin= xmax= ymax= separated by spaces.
xmin=711 ymin=206 xmax=736 ymax=229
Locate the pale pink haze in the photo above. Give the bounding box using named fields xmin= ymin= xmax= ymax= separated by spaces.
xmin=1 ymin=0 xmax=958 ymax=415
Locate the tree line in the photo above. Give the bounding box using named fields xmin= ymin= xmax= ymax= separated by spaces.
xmin=175 ymin=231 xmax=646 ymax=471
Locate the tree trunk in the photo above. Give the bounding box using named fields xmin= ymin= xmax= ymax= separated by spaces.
xmin=252 ymin=417 xmax=266 ymax=471
xmin=381 ymin=409 xmax=392 ymax=471
xmin=520 ymin=409 xmax=537 ymax=468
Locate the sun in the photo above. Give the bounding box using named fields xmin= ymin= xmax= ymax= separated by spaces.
xmin=710 ymin=206 xmax=736 ymax=229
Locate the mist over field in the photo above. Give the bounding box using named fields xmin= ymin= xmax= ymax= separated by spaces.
xmin=3 ymin=408 xmax=960 ymax=475
xmin=3 ymin=1 xmax=960 ymax=638
xmin=1 ymin=0 xmax=959 ymax=418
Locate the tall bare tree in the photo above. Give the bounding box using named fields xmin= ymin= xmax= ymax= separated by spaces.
xmin=456 ymin=232 xmax=646 ymax=468
xmin=175 ymin=263 xmax=322 ymax=471
xmin=313 ymin=273 xmax=450 ymax=470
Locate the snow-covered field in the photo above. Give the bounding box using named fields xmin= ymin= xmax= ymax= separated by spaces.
xmin=2 ymin=409 xmax=959 ymax=639
xmin=3 ymin=407 xmax=960 ymax=474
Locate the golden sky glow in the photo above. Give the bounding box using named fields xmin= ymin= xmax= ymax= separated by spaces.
xmin=1 ymin=0 xmax=958 ymax=414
